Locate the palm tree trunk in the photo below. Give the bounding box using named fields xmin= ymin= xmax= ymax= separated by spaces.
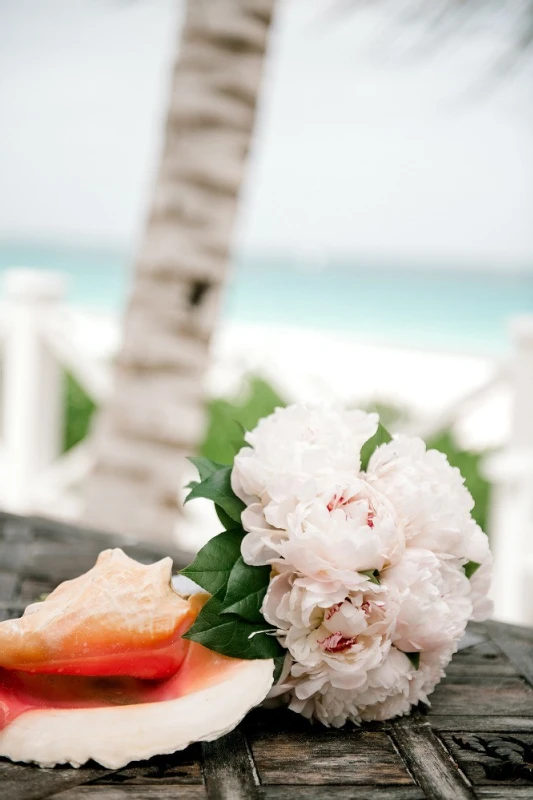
xmin=83 ymin=0 xmax=275 ymax=542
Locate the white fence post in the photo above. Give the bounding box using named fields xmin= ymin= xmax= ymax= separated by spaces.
xmin=2 ymin=269 xmax=67 ymax=513
xmin=484 ymin=316 xmax=533 ymax=626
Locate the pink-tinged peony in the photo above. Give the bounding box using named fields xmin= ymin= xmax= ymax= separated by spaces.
xmin=381 ymin=548 xmax=472 ymax=652
xmin=232 ymin=404 xmax=378 ymax=506
xmin=280 ymin=479 xmax=405 ymax=581
xmin=366 ymin=435 xmax=480 ymax=560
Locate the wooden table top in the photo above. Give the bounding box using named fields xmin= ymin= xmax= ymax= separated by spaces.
xmin=0 ymin=511 xmax=532 ymax=800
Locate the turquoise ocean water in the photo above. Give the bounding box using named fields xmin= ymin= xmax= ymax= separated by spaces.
xmin=1 ymin=243 xmax=532 ymax=355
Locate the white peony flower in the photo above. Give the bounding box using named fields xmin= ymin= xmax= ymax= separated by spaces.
xmin=232 ymin=404 xmax=378 ymax=506
xmin=280 ymin=478 xmax=405 ymax=581
xmin=263 ymin=572 xmax=400 ymax=710
xmin=242 ymin=473 xmax=405 ymax=577
xmin=367 ymin=435 xmax=479 ymax=560
xmin=381 ymin=548 xmax=472 ymax=652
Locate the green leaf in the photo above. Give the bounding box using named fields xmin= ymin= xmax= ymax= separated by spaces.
xmin=404 ymin=651 xmax=420 ymax=670
xmin=360 ymin=422 xmax=393 ymax=472
xmin=185 ymin=467 xmax=245 ymax=523
xmin=185 ymin=480 xmax=199 ymax=491
xmin=180 ymin=529 xmax=244 ymax=595
xmin=183 ymin=591 xmax=284 ymax=660
xmin=187 ymin=457 xmax=226 ymax=481
xmin=463 ymin=560 xmax=481 ymax=579
xmin=360 ymin=569 xmax=381 ymax=585
xmin=221 ymin=557 xmax=271 ymax=623
xmin=273 ymin=654 xmax=286 ymax=683
xmin=216 ymin=505 xmax=235 ymax=531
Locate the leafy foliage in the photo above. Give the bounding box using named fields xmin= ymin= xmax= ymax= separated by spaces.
xmin=404 ymin=651 xmax=421 ymax=670
xmin=184 ymin=466 xmax=246 ymax=523
xmin=201 ymin=376 xmax=285 ymax=465
xmin=464 ymin=560 xmax=481 ymax=579
xmin=182 ymin=458 xmax=281 ymax=660
xmin=360 ymin=569 xmax=381 ymax=585
xmin=360 ymin=422 xmax=393 ymax=471
xmin=183 ymin=590 xmax=284 ymax=660
xmin=222 ymin=557 xmax=272 ymax=623
xmin=181 ymin=529 xmax=245 ymax=596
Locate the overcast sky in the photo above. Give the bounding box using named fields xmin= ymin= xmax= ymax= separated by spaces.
xmin=0 ymin=0 xmax=532 ymax=267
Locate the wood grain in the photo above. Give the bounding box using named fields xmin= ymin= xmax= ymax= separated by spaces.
xmin=259 ymin=788 xmax=425 ymax=800
xmin=0 ymin=760 xmax=114 ymax=800
xmin=250 ymin=729 xmax=413 ymax=785
xmin=49 ymin=788 xmax=206 ymax=800
xmin=202 ymin=729 xmax=259 ymax=800
xmin=476 ymin=789 xmax=533 ymax=799
xmin=390 ymin=714 xmax=475 ymax=800
xmin=428 ymin=677 xmax=533 ymax=717
xmin=485 ymin=620 xmax=533 ymax=689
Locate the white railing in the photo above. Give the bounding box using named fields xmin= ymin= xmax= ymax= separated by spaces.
xmin=0 ymin=268 xmax=531 ymax=625
xmin=0 ymin=269 xmax=115 ymax=519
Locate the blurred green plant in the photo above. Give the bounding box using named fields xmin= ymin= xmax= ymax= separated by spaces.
xmin=201 ymin=376 xmax=285 ymax=465
xmin=63 ymin=373 xmax=491 ymax=532
xmin=63 ymin=372 xmax=97 ymax=453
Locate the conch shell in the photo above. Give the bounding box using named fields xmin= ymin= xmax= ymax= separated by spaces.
xmin=0 ymin=549 xmax=202 ymax=679
xmin=0 ymin=549 xmax=273 ymax=769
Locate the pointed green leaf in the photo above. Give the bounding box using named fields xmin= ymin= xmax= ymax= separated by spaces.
xmin=185 ymin=480 xmax=199 ymax=491
xmin=221 ymin=557 xmax=271 ymax=623
xmin=360 ymin=422 xmax=393 ymax=472
xmin=464 ymin=560 xmax=481 ymax=579
xmin=180 ymin=529 xmax=244 ymax=595
xmin=187 ymin=457 xmax=227 ymax=481
xmin=184 ymin=466 xmax=245 ymax=523
xmin=360 ymin=569 xmax=381 ymax=585
xmin=216 ymin=505 xmax=235 ymax=531
xmin=404 ymin=651 xmax=420 ymax=670
xmin=183 ymin=591 xmax=284 ymax=660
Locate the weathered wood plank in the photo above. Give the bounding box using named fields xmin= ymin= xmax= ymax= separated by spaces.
xmin=441 ymin=732 xmax=533 ymax=786
xmin=249 ymin=729 xmax=413 ymax=786
xmin=48 ymin=788 xmax=206 ymax=800
xmin=428 ymin=677 xmax=533 ymax=717
xmin=485 ymin=620 xmax=533 ymax=690
xmin=259 ymin=788 xmax=425 ymax=800
xmin=0 ymin=512 xmax=190 ymax=583
xmin=202 ymin=729 xmax=259 ymax=800
xmin=0 ymin=761 xmax=114 ymax=800
xmin=457 ymin=625 xmax=490 ymax=651
xmin=92 ymin=749 xmax=203 ymax=786
xmin=447 ymin=641 xmax=518 ymax=678
xmin=390 ymin=714 xmax=475 ymax=800
xmin=430 ymin=716 xmax=533 ymax=733
xmin=476 ymin=789 xmax=533 ymax=798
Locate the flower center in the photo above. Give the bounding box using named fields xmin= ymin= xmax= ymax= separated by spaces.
xmin=324 ymin=602 xmax=343 ymax=621
xmin=327 ymin=493 xmax=375 ymax=528
xmin=318 ymin=632 xmax=358 ymax=653
xmin=327 ymin=494 xmax=347 ymax=512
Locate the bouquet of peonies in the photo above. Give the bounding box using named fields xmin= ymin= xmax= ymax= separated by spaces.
xmin=183 ymin=404 xmax=492 ymax=726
